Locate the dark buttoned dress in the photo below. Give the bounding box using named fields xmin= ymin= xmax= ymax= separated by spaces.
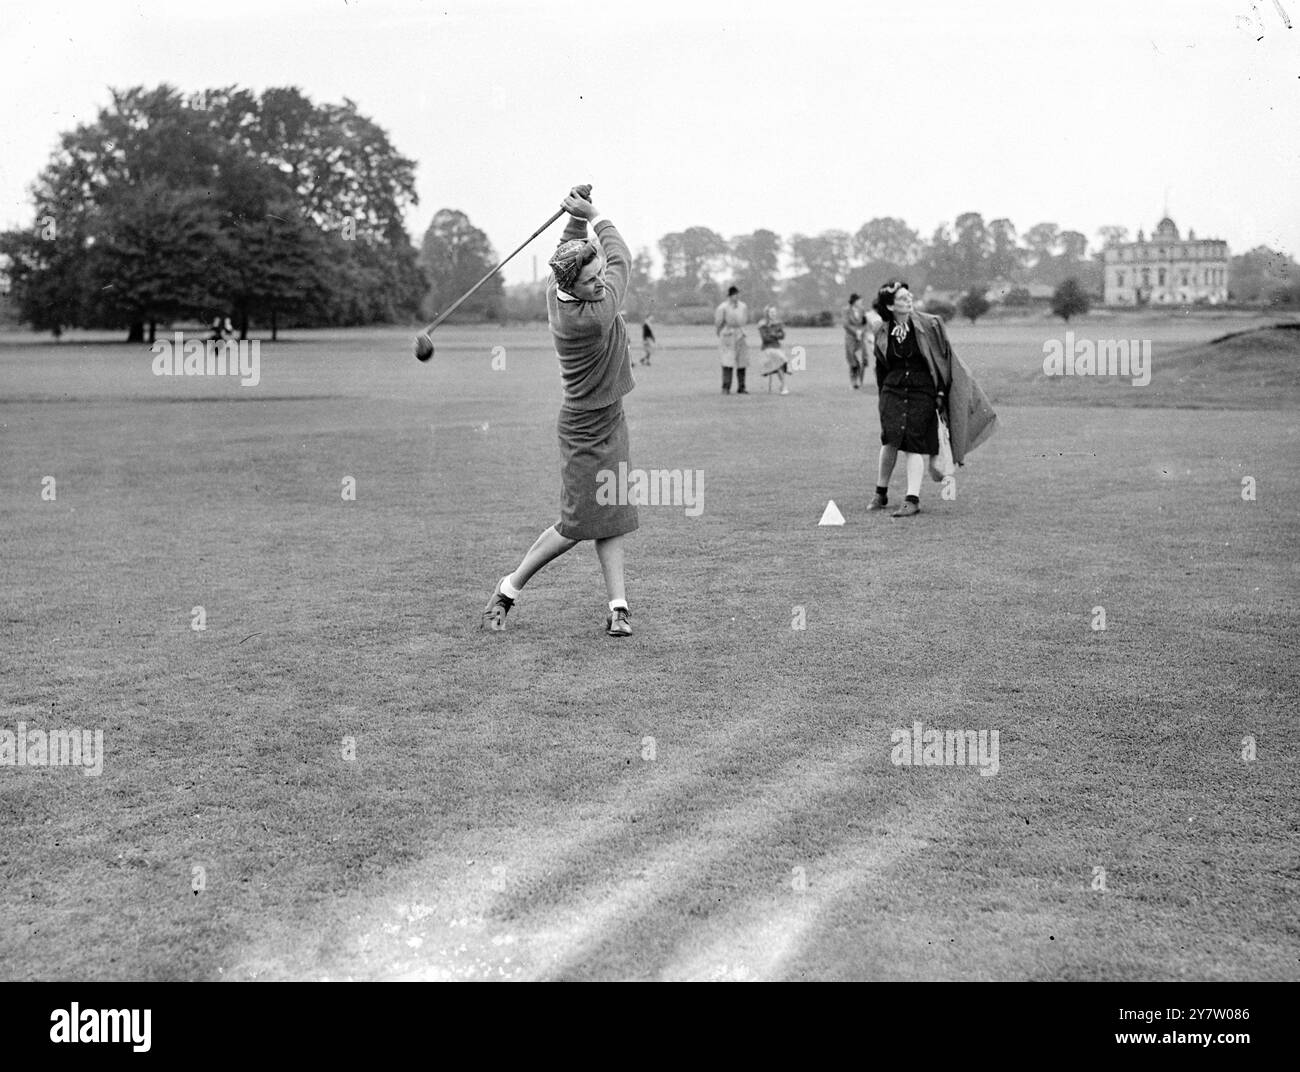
xmin=878 ymin=323 xmax=940 ymax=455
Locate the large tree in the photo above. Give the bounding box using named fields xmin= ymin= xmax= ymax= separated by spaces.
xmin=1096 ymin=225 xmax=1129 ymax=249
xmin=922 ymin=223 xmax=961 ymax=290
xmin=0 ymin=220 xmax=90 ymax=336
xmin=624 ymin=247 xmax=656 ymax=319
xmin=1 ymin=83 xmax=424 ymax=338
xmin=1023 ymin=222 xmax=1061 ymax=264
xmin=85 ymin=180 xmax=230 ymax=343
xmin=853 ymin=217 xmax=921 ymax=266
xmin=657 ymin=226 xmax=728 ymax=308
xmin=729 ymin=229 xmax=782 ymax=311
xmin=1229 ymin=246 xmax=1300 ymax=302
xmin=1031 ymin=229 xmax=1100 ymax=291
xmin=787 ymin=229 xmax=852 ymax=311
xmin=1058 ymin=230 xmax=1089 ymax=261
xmin=988 ymin=218 xmax=1022 ymax=279
xmin=952 ymin=212 xmax=991 ymax=288
xmin=417 ymin=209 xmax=502 ymax=323
xmin=14 ymin=85 xmax=220 ymax=340
xmin=224 ymin=203 xmax=338 ymax=339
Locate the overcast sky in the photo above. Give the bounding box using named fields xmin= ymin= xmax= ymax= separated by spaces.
xmin=1 ymin=0 xmax=1296 ymax=284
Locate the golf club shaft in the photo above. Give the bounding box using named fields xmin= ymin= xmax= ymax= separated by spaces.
xmin=419 ymin=206 xmax=567 ymax=336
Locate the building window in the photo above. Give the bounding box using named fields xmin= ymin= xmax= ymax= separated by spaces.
xmin=1117 ymin=271 xmax=1125 ymax=287
xmin=1181 ymin=271 xmax=1188 ymax=285
xmin=1158 ymin=268 xmax=1166 ymax=286
xmin=1142 ymin=269 xmax=1150 ymax=285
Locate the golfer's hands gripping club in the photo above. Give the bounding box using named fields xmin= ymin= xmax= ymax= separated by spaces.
xmin=563 ymin=184 xmax=596 ymax=220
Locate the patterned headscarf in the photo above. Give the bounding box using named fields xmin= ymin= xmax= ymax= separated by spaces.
xmin=549 ymin=239 xmax=598 ymax=291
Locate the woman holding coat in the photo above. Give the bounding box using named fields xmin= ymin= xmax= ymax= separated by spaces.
xmin=869 ymin=281 xmax=946 ymax=517
xmin=868 ymin=280 xmax=997 ymax=517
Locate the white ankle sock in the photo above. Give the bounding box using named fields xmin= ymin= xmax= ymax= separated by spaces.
xmin=609 ymin=599 xmax=628 ymax=613
xmin=500 ymin=575 xmax=522 ymax=600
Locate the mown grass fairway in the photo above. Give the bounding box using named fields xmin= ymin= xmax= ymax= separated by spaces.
xmin=2 ymin=313 xmax=1297 ymax=980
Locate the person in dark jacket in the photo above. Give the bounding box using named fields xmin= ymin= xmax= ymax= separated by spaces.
xmin=640 ymin=314 xmax=656 ymax=366
xmin=844 ymin=293 xmax=869 ymax=389
xmin=868 ymin=280 xmax=954 ymax=517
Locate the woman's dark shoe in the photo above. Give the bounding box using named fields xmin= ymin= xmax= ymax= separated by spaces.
xmin=481 ymin=579 xmax=514 ymax=630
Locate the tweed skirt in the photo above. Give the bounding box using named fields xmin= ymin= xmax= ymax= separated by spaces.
xmin=555 ymin=399 xmax=639 ymax=541
xmin=759 ymin=347 xmax=789 ymax=374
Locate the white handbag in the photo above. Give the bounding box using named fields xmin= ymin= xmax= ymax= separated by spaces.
xmin=929 ymin=410 xmax=955 ymax=482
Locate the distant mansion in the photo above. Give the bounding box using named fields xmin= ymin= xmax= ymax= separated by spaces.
xmin=1103 ymin=217 xmax=1229 ymax=306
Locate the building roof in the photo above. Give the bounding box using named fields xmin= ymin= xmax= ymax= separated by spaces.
xmin=1110 ymin=219 xmax=1228 ymax=256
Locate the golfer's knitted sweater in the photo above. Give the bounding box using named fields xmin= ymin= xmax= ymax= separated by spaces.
xmin=547 ymin=215 xmax=635 ymax=410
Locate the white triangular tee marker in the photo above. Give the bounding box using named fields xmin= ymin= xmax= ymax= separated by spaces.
xmin=819 ymin=500 xmax=845 ymax=526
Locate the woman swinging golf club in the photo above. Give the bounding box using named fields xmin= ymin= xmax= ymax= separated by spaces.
xmin=480 ymin=185 xmax=638 ymax=637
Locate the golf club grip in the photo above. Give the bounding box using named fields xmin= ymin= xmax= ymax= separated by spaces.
xmin=418 ymin=186 xmax=591 ymax=337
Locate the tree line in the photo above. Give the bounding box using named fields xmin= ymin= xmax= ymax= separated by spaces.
xmin=501 ymin=216 xmax=1298 ymax=323
xmin=3 ymin=85 xmax=1295 ymax=338
xmin=495 ymin=215 xmax=1117 ymax=323
xmin=0 ymin=84 xmax=426 ymax=341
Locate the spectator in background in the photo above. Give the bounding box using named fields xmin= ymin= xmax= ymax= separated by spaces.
xmin=714 ymin=286 xmax=750 ymax=394
xmin=843 ymin=292 xmax=870 ymax=389
xmin=757 ymin=305 xmax=791 ymax=395
xmin=640 ymin=314 xmax=656 ymax=366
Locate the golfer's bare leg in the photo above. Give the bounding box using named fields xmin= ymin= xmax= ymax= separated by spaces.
xmin=507 ymin=525 xmax=578 ymax=589
xmin=877 ymin=445 xmax=899 ymax=488
xmin=594 ymin=535 xmax=626 ymax=605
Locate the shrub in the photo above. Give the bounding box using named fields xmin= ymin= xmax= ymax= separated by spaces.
xmin=1051 ymin=278 xmax=1090 ymax=322
xmin=959 ymin=288 xmax=991 ymax=323
xmin=921 ymin=298 xmax=956 ymax=322
xmin=784 ymin=310 xmax=834 ymax=328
